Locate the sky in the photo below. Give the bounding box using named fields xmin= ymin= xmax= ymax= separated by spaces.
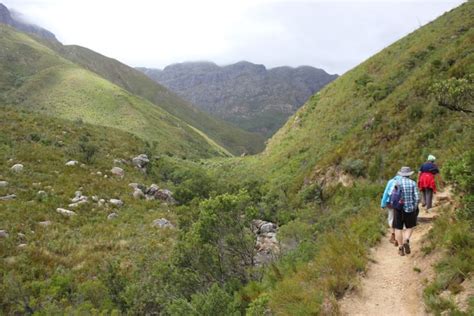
xmin=3 ymin=0 xmax=466 ymax=74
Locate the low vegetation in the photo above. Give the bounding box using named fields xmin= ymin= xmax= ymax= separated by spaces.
xmin=0 ymin=1 xmax=473 ymax=315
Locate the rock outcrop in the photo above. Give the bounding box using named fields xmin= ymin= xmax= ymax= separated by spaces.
xmin=252 ymin=220 xmax=279 ymax=265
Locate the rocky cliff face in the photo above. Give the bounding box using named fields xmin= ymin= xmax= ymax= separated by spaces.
xmin=138 ymin=61 xmax=338 ymax=137
xmin=0 ymin=3 xmax=58 ymax=42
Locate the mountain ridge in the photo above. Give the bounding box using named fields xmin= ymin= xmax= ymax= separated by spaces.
xmin=0 ymin=3 xmax=57 ymax=42
xmin=138 ymin=61 xmax=338 ymax=137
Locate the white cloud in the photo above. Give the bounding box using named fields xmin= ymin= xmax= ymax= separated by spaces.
xmin=2 ymin=0 xmax=466 ymax=74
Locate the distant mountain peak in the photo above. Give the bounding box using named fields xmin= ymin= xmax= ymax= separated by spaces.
xmin=138 ymin=61 xmax=338 ymax=137
xmin=0 ymin=2 xmax=58 ymax=42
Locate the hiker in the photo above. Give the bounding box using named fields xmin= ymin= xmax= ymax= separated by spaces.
xmin=418 ymin=154 xmax=439 ymax=210
xmin=392 ymin=166 xmax=420 ymax=256
xmin=381 ymin=174 xmax=403 ymax=246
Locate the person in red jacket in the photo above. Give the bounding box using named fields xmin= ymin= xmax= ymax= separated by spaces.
xmin=418 ymin=154 xmax=439 ymax=210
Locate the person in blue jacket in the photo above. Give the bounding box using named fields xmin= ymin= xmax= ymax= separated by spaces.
xmin=381 ymin=174 xmax=403 ymax=246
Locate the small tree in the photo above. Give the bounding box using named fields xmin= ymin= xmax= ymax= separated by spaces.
xmin=430 ymin=75 xmax=473 ymax=113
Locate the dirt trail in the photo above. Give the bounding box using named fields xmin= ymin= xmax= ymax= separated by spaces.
xmin=339 ymin=190 xmax=452 ymax=316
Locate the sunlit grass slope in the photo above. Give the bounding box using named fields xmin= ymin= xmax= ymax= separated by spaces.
xmin=49 ymin=44 xmax=266 ymax=155
xmin=0 ymin=24 xmax=229 ymax=159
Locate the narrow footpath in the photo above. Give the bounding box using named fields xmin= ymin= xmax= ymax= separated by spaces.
xmin=339 ymin=190 xmax=452 ymax=316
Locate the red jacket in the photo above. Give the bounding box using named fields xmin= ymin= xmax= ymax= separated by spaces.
xmin=418 ymin=172 xmax=436 ymax=192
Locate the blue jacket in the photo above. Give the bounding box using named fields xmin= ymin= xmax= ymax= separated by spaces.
xmin=381 ymin=175 xmax=402 ymax=208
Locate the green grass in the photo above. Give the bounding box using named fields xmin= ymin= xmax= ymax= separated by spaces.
xmin=0 ymin=2 xmax=473 ymax=314
xmin=253 ymin=2 xmax=474 ymax=201
xmin=0 ymin=108 xmax=185 ymax=314
xmin=51 ymin=44 xmax=266 ymax=155
xmin=0 ymin=24 xmax=230 ymax=159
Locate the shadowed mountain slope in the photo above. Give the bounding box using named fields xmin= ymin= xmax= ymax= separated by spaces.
xmin=138 ymin=61 xmax=337 ymax=138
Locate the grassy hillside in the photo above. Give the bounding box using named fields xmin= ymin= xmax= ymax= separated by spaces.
xmin=259 ymin=1 xmax=473 ymax=198
xmin=1 ymin=2 xmax=472 ymax=315
xmin=0 ymin=24 xmax=230 ymax=159
xmin=213 ymin=2 xmax=472 ymax=314
xmin=47 ymin=44 xmax=265 ymax=155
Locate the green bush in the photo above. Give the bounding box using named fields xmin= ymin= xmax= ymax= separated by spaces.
xmin=342 ymin=159 xmax=366 ymax=177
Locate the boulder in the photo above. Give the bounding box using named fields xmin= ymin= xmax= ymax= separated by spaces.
xmin=65 ymin=160 xmax=78 ymax=166
xmin=260 ymin=222 xmax=277 ymax=234
xmin=38 ymin=221 xmax=52 ymax=227
xmin=111 ymin=167 xmax=124 ymax=177
xmin=152 ymin=218 xmax=174 ymax=229
xmin=37 ymin=190 xmax=47 ymax=197
xmin=71 ymin=191 xmax=87 ymax=203
xmin=10 ymin=164 xmax=24 ymax=173
xmin=0 ymin=194 xmax=16 ymax=201
xmin=56 ymin=208 xmax=76 ymax=217
xmin=133 ymin=188 xmax=145 ymax=199
xmin=109 ymin=199 xmax=124 ymax=207
xmin=107 ymin=213 xmax=118 ymax=220
xmin=156 ymin=189 xmax=176 ymax=203
xmin=0 ymin=230 xmax=8 ymax=238
xmin=0 ymin=181 xmax=8 ymax=188
xmin=18 ymin=243 xmax=27 ymax=249
xmin=17 ymin=233 xmax=26 ymax=239
xmin=132 ymin=154 xmax=149 ymax=169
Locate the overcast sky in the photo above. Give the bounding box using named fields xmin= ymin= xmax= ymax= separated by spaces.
xmin=3 ymin=0 xmax=465 ymax=74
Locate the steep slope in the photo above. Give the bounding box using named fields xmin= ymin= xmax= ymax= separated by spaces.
xmin=258 ymin=1 xmax=473 ymax=196
xmin=47 ymin=45 xmax=265 ymax=155
xmin=0 ymin=24 xmax=229 ymax=159
xmin=138 ymin=61 xmax=337 ymax=137
xmin=232 ymin=2 xmax=473 ymax=314
xmin=0 ymin=3 xmax=57 ymax=42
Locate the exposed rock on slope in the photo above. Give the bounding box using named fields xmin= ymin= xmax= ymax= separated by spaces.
xmin=138 ymin=61 xmax=338 ymax=137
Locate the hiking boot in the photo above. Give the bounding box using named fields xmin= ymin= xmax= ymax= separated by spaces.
xmin=398 ymin=247 xmax=405 ymax=256
xmin=403 ymin=242 xmax=411 ymax=255
xmin=389 ymin=233 xmax=396 ymax=244
xmin=394 ymin=240 xmax=399 ymax=247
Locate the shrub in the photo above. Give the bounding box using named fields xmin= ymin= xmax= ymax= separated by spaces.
xmin=79 ymin=141 xmax=99 ymax=163
xmin=430 ymin=75 xmax=474 ymax=113
xmin=341 ymin=159 xmax=366 ymax=177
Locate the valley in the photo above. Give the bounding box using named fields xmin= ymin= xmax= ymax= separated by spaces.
xmin=0 ymin=1 xmax=473 ymax=315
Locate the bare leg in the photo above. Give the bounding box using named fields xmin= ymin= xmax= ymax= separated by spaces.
xmin=395 ymin=229 xmax=403 ymax=246
xmin=403 ymin=228 xmax=413 ymax=243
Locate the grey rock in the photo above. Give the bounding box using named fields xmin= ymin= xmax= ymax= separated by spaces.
xmin=10 ymin=164 xmax=24 ymax=173
xmin=109 ymin=199 xmax=123 ymax=207
xmin=111 ymin=167 xmax=124 ymax=177
xmin=18 ymin=243 xmax=27 ymax=248
xmin=0 ymin=194 xmax=16 ymax=201
xmin=65 ymin=160 xmax=79 ymax=166
xmin=260 ymin=222 xmax=277 ymax=234
xmin=132 ymin=154 xmax=149 ymax=169
xmin=0 ymin=230 xmax=9 ymax=238
xmin=0 ymin=181 xmax=8 ymax=188
xmin=37 ymin=190 xmax=47 ymax=196
xmin=56 ymin=208 xmax=76 ymax=217
xmin=107 ymin=213 xmax=118 ymax=220
xmin=38 ymin=221 xmax=52 ymax=227
xmin=133 ymin=188 xmax=145 ymax=199
xmin=152 ymin=218 xmax=174 ymax=229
